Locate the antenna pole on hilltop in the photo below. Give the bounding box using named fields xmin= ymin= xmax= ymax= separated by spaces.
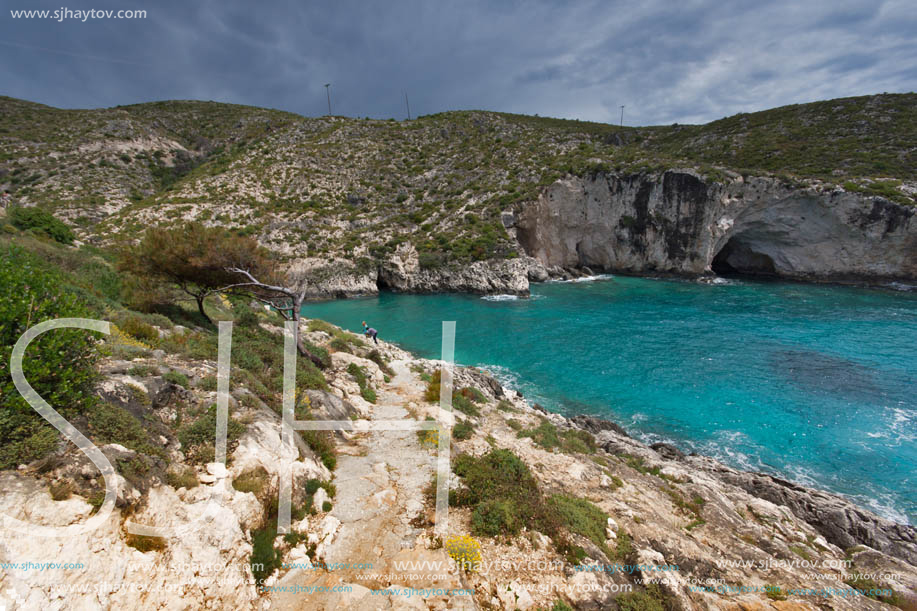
xmin=620 ymin=105 xmax=625 ymax=127
xmin=405 ymin=91 xmax=411 ymax=120
xmin=324 ymin=83 xmax=332 ymax=116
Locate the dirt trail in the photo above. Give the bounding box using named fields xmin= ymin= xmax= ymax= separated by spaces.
xmin=270 ymin=360 xmax=470 ymax=610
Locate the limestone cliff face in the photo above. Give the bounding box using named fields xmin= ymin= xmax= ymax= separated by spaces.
xmin=512 ymin=171 xmax=917 ymax=282
xmin=377 ymin=243 xmax=535 ymax=295
xmin=291 ymin=244 xmax=543 ymax=300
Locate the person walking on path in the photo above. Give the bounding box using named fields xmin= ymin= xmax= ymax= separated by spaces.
xmin=362 ymin=321 xmax=379 ymax=345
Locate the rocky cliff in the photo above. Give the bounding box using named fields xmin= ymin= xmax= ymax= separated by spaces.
xmin=511 ymin=171 xmax=917 ymax=284
xmin=295 ymin=169 xmax=916 ymax=298
xmin=289 ymin=243 xmax=545 ymax=300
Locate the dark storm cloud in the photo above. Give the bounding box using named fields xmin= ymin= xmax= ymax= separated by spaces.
xmin=1 ymin=0 xmax=914 ymax=126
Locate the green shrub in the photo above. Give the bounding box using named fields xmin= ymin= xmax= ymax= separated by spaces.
xmin=162 ymin=371 xmax=189 ymax=388
xmin=199 ymin=375 xmax=218 ymax=391
xmin=452 ymin=421 xmax=474 ymax=440
xmin=75 ymin=259 xmax=122 ymax=304
xmin=765 ymin=585 xmax=787 ymax=601
xmin=302 ymin=340 xmax=330 ymax=369
xmin=125 ymin=533 xmax=167 ymax=553
xmin=549 ymin=494 xmax=611 ymax=557
xmin=8 ymin=206 xmax=74 ymax=244
xmin=452 ymin=393 xmax=480 ymax=417
xmin=560 ymin=429 xmax=597 ymax=454
xmin=517 ymin=418 xmax=561 ymax=450
xmin=251 ymin=525 xmax=282 ymax=586
xmin=496 ymin=399 xmax=517 ymax=412
xmin=458 ymin=387 xmax=486 ymax=403
xmin=453 ymin=449 xmax=558 ymax=538
xmin=418 ymin=251 xmax=446 ymax=270
xmin=233 ymin=467 xmax=269 ymax=495
xmin=425 ymin=371 xmax=480 ymax=416
xmin=304 ymin=478 xmax=321 ymax=495
xmin=306 ymin=319 xmax=338 ymax=335
xmin=367 ymin=349 xmax=395 ymax=376
xmin=329 ymin=337 xmax=352 ymax=353
xmin=300 ymin=429 xmax=336 ymax=470
xmin=423 ymin=369 xmax=442 ymax=402
xmin=472 ymin=499 xmax=519 ymax=536
xmin=166 ymin=466 xmax=198 ymax=490
xmin=236 ymin=306 xmax=260 ymax=327
xmin=0 ymin=246 xmax=99 ymax=469
xmin=322 ymin=501 xmax=332 ymax=512
xmin=615 ymin=584 xmax=675 ymax=610
xmin=128 ymin=364 xmax=159 ymax=377
xmin=177 ymin=405 xmax=245 ymax=462
xmin=87 ymin=402 xmax=161 ymax=457
xmin=518 ymin=418 xmax=596 ymax=454
xmin=347 ymin=362 xmax=376 ymax=403
xmin=843 ymin=575 xmax=901 ymax=606
xmin=50 ymin=481 xmax=72 ymax=501
xmin=120 ymin=316 xmax=159 ymax=342
xmin=117 ymin=455 xmax=153 ymax=488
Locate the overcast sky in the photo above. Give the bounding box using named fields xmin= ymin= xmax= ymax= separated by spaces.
xmin=2 ymin=0 xmax=915 ymax=126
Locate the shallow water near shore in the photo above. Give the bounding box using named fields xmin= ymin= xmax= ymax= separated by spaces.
xmin=302 ymin=276 xmax=917 ymax=525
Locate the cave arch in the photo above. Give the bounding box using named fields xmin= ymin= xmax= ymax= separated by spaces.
xmin=711 ymin=234 xmax=777 ymax=277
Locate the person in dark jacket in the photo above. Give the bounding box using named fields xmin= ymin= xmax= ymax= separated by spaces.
xmin=362 ymin=321 xmax=379 ymax=344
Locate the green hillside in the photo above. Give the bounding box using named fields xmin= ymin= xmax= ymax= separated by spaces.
xmin=1 ymin=93 xmax=914 ymax=267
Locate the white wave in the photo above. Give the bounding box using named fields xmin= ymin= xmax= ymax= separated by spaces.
xmin=885 ymin=282 xmax=917 ymax=292
xmin=782 ymin=463 xmax=822 ymax=489
xmin=550 ymin=274 xmax=615 ymax=284
xmin=705 ymin=443 xmax=762 ymax=473
xmin=859 ymin=493 xmax=912 ymax=525
xmin=481 ymin=294 xmax=520 ymax=301
xmin=885 ymin=407 xmax=917 ymax=444
xmin=573 ymin=274 xmax=615 ymax=283
xmin=478 ymin=364 xmax=519 ymax=388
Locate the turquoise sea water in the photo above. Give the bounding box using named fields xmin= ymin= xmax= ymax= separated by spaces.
xmin=301 ymin=276 xmax=917 ymax=524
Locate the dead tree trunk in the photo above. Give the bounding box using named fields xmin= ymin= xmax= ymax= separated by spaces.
xmin=219 ymin=269 xmax=326 ymax=369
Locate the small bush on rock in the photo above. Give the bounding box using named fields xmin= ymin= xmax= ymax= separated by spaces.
xmin=444 ymin=534 xmax=482 ymax=572
xmin=452 ymin=421 xmax=474 ymax=440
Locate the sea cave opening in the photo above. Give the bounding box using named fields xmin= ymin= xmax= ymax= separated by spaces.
xmin=711 ymin=235 xmax=777 ymax=277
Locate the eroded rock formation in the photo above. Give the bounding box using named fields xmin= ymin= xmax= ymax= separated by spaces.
xmin=512 ymin=171 xmax=917 ymax=283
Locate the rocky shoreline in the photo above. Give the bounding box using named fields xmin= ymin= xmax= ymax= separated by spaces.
xmin=461 ymin=364 xmax=917 ymax=568
xmin=561 ymin=413 xmax=917 ymax=567
xmin=1 ymin=317 xmax=914 ymax=609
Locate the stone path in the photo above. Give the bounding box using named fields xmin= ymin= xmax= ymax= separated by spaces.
xmin=270 ymin=360 xmax=471 ymax=610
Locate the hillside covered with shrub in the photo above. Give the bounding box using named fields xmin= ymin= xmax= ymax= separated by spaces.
xmin=1 ymin=93 xmax=914 ymax=274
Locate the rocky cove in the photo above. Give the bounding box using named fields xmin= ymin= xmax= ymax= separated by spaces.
xmin=290 ymin=170 xmax=917 ymax=299
xmin=1 ymin=316 xmax=915 ymax=610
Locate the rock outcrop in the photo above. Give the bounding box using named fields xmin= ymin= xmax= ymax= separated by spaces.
xmin=513 ymin=171 xmax=917 ymax=283
xmin=286 ymin=244 xmax=546 ymax=299
xmin=377 ymin=243 xmax=534 ymax=295
xmin=695 ymin=456 xmax=917 ymax=566
xmin=572 ymin=413 xmax=917 ymax=567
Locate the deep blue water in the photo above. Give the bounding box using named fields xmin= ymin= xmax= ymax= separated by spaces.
xmin=302 ymin=276 xmax=917 ymax=524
